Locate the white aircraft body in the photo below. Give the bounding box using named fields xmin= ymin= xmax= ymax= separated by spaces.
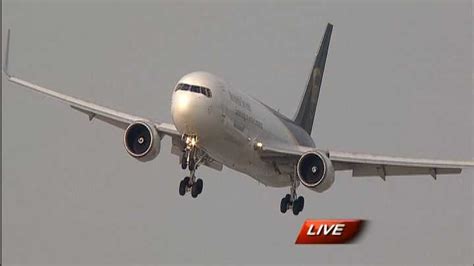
xmin=3 ymin=24 xmax=473 ymax=215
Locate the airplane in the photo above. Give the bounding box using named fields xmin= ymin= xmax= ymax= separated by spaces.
xmin=3 ymin=24 xmax=473 ymax=215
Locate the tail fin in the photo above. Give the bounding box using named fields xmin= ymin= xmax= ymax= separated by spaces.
xmin=293 ymin=23 xmax=332 ymax=134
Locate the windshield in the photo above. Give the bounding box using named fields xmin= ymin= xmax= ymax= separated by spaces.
xmin=175 ymin=83 xmax=212 ymax=98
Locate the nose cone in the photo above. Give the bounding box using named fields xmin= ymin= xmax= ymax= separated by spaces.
xmin=171 ymin=72 xmax=225 ymax=138
xmin=171 ymin=91 xmax=212 ymax=137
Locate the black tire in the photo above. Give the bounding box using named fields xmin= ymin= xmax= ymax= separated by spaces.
xmin=188 ymin=158 xmax=195 ymax=171
xmin=191 ymin=181 xmax=199 ymax=198
xmin=196 ymin=178 xmax=203 ymax=194
xmin=292 ymin=196 xmax=304 ymax=215
xmin=183 ymin=176 xmax=190 ymax=186
xmin=181 ymin=157 xmax=187 ymax=170
xmin=179 ymin=180 xmax=186 ymax=196
xmin=292 ymin=204 xmax=300 ymax=215
xmin=280 ymin=198 xmax=288 ymax=213
xmin=297 ymin=196 xmax=304 ymax=212
xmin=280 ymin=194 xmax=291 ymax=213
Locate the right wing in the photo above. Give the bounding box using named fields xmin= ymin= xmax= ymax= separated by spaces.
xmin=258 ymin=142 xmax=474 ymax=179
xmin=328 ymin=151 xmax=473 ymax=178
xmin=2 ymin=29 xmax=222 ymax=171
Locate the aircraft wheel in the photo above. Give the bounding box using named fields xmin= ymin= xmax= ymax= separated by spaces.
xmin=188 ymin=158 xmax=196 ymax=171
xmin=179 ymin=177 xmax=190 ymax=196
xmin=292 ymin=196 xmax=304 ymax=215
xmin=179 ymin=179 xmax=186 ymax=196
xmin=191 ymin=180 xmax=200 ymax=198
xmin=181 ymin=155 xmax=187 ymax=170
xmin=280 ymin=194 xmax=291 ymax=213
xmin=195 ymin=178 xmax=203 ymax=194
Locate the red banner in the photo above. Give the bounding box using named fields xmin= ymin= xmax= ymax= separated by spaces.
xmin=295 ymin=219 xmax=365 ymax=244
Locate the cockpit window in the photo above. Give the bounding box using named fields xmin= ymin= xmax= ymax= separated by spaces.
xmin=190 ymin=85 xmax=200 ymax=93
xmin=175 ymin=83 xmax=212 ymax=98
xmin=204 ymin=87 xmax=212 ymax=97
xmin=175 ymin=83 xmax=189 ymax=91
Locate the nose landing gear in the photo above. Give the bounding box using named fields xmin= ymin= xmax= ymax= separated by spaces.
xmin=179 ymin=135 xmax=204 ymax=198
xmin=180 ymin=135 xmax=197 ymax=170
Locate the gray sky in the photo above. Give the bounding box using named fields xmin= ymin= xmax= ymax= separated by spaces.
xmin=2 ymin=1 xmax=473 ymax=264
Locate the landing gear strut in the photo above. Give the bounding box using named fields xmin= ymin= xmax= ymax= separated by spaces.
xmin=179 ymin=135 xmax=204 ymax=198
xmin=280 ymin=175 xmax=304 ymax=215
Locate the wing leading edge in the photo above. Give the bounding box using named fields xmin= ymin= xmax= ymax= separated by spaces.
xmin=3 ymin=29 xmax=179 ymax=137
xmin=2 ymin=29 xmax=223 ymax=171
xmin=4 ymin=61 xmax=180 ymax=137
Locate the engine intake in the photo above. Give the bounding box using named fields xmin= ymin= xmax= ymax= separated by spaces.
xmin=296 ymin=151 xmax=335 ymax=192
xmin=124 ymin=121 xmax=161 ymax=162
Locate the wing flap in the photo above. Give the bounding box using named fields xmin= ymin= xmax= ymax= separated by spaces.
xmin=350 ymin=164 xmax=461 ymax=178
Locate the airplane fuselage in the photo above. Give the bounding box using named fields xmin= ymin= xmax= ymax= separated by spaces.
xmin=171 ymin=71 xmax=315 ymax=187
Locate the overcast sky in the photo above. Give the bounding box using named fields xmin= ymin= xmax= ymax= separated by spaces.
xmin=2 ymin=1 xmax=473 ymax=264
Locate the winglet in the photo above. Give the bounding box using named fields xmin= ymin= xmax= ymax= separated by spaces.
xmin=3 ymin=29 xmax=11 ymax=78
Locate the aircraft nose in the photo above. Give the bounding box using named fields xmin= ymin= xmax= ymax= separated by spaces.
xmin=171 ymin=91 xmax=209 ymax=135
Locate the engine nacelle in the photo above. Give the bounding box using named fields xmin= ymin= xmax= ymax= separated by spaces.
xmin=124 ymin=121 xmax=161 ymax=162
xmin=296 ymin=151 xmax=335 ymax=192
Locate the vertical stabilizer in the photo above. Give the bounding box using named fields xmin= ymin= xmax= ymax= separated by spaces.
xmin=293 ymin=23 xmax=332 ymax=134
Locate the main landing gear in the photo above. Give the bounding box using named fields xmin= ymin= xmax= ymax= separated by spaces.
xmin=179 ymin=135 xmax=204 ymax=198
xmin=280 ymin=175 xmax=304 ymax=215
xmin=179 ymin=175 xmax=203 ymax=198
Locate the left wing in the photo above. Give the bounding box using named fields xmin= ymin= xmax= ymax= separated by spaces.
xmin=3 ymin=30 xmax=178 ymax=134
xmin=257 ymin=142 xmax=474 ymax=179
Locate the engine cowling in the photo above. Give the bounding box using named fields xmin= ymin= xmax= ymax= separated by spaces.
xmin=296 ymin=151 xmax=335 ymax=192
xmin=123 ymin=121 xmax=161 ymax=162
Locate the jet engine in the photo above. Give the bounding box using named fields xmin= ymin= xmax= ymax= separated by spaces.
xmin=124 ymin=121 xmax=161 ymax=162
xmin=296 ymin=151 xmax=335 ymax=192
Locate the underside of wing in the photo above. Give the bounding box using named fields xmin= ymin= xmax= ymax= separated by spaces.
xmin=256 ymin=142 xmax=473 ymax=179
xmin=329 ymin=151 xmax=473 ymax=179
xmin=2 ymin=29 xmax=223 ymax=171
